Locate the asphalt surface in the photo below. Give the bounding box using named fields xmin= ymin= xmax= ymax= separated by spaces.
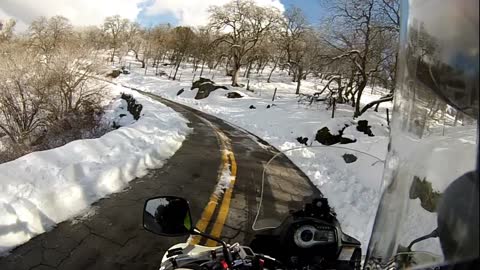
xmin=0 ymin=93 xmax=321 ymax=270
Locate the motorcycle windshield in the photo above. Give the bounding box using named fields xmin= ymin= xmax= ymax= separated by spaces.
xmin=252 ymin=145 xmax=386 ymax=246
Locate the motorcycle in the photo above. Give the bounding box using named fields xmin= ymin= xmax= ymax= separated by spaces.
xmin=142 ymin=147 xmax=441 ymax=270
xmin=143 ymin=196 xmax=362 ymax=270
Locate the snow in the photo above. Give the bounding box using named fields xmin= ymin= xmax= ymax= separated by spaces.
xmin=0 ymin=84 xmax=191 ymax=255
xmin=324 ymin=118 xmax=355 ymax=136
xmin=114 ymin=61 xmax=393 ymax=252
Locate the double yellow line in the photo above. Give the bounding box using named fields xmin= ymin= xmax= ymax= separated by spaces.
xmin=189 ymin=118 xmax=237 ymax=246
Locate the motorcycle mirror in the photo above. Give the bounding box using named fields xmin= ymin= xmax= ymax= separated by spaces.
xmin=143 ymin=196 xmax=194 ymax=237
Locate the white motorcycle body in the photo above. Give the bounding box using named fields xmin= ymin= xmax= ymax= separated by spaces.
xmin=159 ymin=242 xmax=225 ymax=270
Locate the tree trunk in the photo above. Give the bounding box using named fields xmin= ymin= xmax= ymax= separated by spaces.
xmin=193 ymin=57 xmax=198 ymax=72
xmin=295 ymin=68 xmax=303 ymax=94
xmin=200 ymin=59 xmax=205 ymax=77
xmin=246 ymin=62 xmax=253 ymax=79
xmin=267 ymin=57 xmax=280 ymax=83
xmin=231 ymin=55 xmax=241 ymax=86
xmin=225 ymin=57 xmax=231 ymax=76
xmin=111 ymin=47 xmax=116 ymax=63
xmin=232 ymin=67 xmax=241 ymax=87
xmin=173 ymin=56 xmax=182 ymax=80
xmin=144 ymin=58 xmax=148 ymax=75
xmin=260 ymin=63 xmax=267 ymax=74
xmin=354 ymin=79 xmax=367 ymax=117
xmin=243 ymin=62 xmax=252 ymax=77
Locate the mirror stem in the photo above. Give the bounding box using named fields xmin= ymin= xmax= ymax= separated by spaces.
xmin=192 ymin=228 xmax=233 ymax=267
xmin=408 ymin=228 xmax=439 ymax=250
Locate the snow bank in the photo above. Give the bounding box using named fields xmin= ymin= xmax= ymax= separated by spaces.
xmin=0 ymin=85 xmax=191 ymax=255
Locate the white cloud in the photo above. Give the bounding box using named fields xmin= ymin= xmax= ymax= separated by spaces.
xmin=0 ymin=0 xmax=285 ymax=32
xmin=0 ymin=0 xmax=144 ymax=31
xmin=144 ymin=0 xmax=285 ymax=26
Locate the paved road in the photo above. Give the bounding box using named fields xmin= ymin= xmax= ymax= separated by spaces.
xmin=0 ymin=93 xmax=321 ymax=270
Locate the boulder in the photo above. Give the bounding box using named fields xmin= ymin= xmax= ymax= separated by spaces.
xmin=157 ymin=70 xmax=167 ymax=77
xmin=296 ymin=137 xmax=309 ymax=146
xmin=315 ymin=127 xmax=341 ymax=146
xmin=177 ymin=89 xmax=185 ymax=96
xmin=227 ymin=92 xmax=243 ymax=98
xmin=192 ymin=78 xmax=228 ymax=99
xmin=120 ymin=93 xmax=143 ymax=120
xmin=340 ymin=137 xmax=357 ymax=144
xmin=191 ymin=77 xmax=214 ymax=90
xmin=106 ymin=70 xmax=121 ymax=78
xmin=342 ymin=153 xmax=358 ymax=163
xmin=357 ymin=120 xmax=375 ymax=136
xmin=249 ymin=105 xmax=256 ymax=109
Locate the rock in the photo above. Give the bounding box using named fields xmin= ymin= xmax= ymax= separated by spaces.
xmin=120 ymin=93 xmax=143 ymax=120
xmin=340 ymin=137 xmax=357 ymax=144
xmin=177 ymin=89 xmax=184 ymax=96
xmin=357 ymin=120 xmax=375 ymax=136
xmin=120 ymin=66 xmax=130 ymax=75
xmin=267 ymin=105 xmax=271 ymax=109
xmin=157 ymin=70 xmax=167 ymax=77
xmin=315 ymin=127 xmax=341 ymax=146
xmin=249 ymin=105 xmax=256 ymax=109
xmin=342 ymin=153 xmax=358 ymax=163
xmin=296 ymin=137 xmax=309 ymax=146
xmin=192 ymin=78 xmax=228 ymax=99
xmin=119 ymin=114 xmax=127 ymax=118
xmin=227 ymin=92 xmax=243 ymax=98
xmin=106 ymin=70 xmax=121 ymax=78
xmin=191 ymin=77 xmax=214 ymax=90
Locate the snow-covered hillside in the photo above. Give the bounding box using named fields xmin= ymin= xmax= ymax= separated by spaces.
xmin=0 ymin=85 xmax=191 ymax=255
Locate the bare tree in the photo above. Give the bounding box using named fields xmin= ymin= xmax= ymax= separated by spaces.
xmin=29 ymin=16 xmax=73 ymax=56
xmin=208 ymin=0 xmax=281 ymax=86
xmin=193 ymin=27 xmax=216 ymax=77
xmin=0 ymin=19 xmax=16 ymax=43
xmin=103 ymin=15 xmax=129 ymax=63
xmin=291 ymin=30 xmax=324 ymax=94
xmin=41 ymin=44 xmax=105 ymax=122
xmin=323 ymin=0 xmax=396 ymax=117
xmin=168 ymin=26 xmax=196 ymax=80
xmin=0 ymin=44 xmax=46 ymax=145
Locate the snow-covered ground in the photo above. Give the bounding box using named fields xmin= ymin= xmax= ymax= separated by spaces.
xmin=0 ymin=84 xmax=191 ymax=255
xmin=115 ymin=61 xmax=393 ymax=252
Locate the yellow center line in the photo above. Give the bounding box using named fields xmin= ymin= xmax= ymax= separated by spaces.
xmin=189 ymin=115 xmax=233 ymax=246
xmin=206 ymin=151 xmax=237 ymax=246
xmin=189 ymin=151 xmax=228 ymax=245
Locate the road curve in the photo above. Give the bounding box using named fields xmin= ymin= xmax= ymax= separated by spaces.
xmin=0 ymin=92 xmax=321 ymax=270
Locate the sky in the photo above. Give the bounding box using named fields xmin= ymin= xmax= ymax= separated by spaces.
xmin=0 ymin=0 xmax=326 ymax=31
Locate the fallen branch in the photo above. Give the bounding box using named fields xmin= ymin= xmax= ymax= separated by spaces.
xmin=358 ymin=94 xmax=393 ymax=116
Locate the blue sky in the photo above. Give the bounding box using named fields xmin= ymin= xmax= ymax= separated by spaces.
xmin=281 ymin=0 xmax=326 ymax=24
xmin=137 ymin=0 xmax=327 ymax=27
